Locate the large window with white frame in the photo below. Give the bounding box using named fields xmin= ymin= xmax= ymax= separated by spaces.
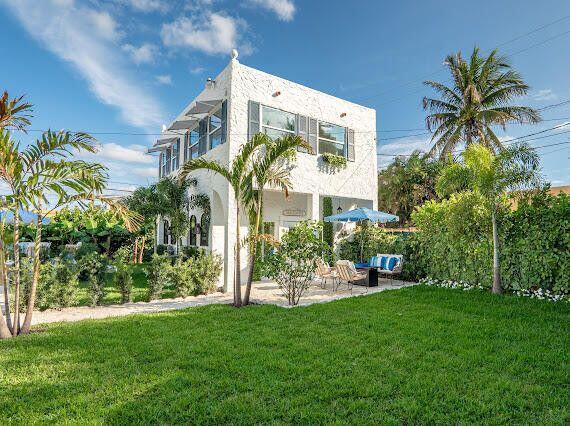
xmin=160 ymin=151 xmax=167 ymax=176
xmin=318 ymin=122 xmax=346 ymax=156
xmin=171 ymin=139 xmax=179 ymax=171
xmin=209 ymin=106 xmax=223 ymax=149
xmin=261 ymin=105 xmax=296 ymax=139
xmin=187 ymin=129 xmax=199 ymax=160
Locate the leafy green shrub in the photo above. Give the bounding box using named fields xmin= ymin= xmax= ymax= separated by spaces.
xmin=145 ymin=254 xmax=172 ymax=300
xmin=170 ymin=258 xmax=195 ymax=298
xmin=338 ymin=225 xmax=397 ymax=263
xmin=322 ymin=197 xmax=333 ymax=252
xmin=181 ymin=246 xmax=202 ymax=260
xmin=112 ymin=247 xmax=133 ymax=304
xmin=80 ymin=252 xmax=109 ymax=306
xmin=266 ymin=221 xmax=328 ymax=305
xmin=156 ymin=244 xmax=167 ymax=256
xmin=189 ymin=252 xmax=223 ymax=295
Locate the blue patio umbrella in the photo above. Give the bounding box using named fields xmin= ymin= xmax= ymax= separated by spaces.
xmin=324 ymin=207 xmax=399 ymax=262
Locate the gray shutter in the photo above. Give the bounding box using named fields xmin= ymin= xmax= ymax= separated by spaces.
xmin=248 ymin=100 xmax=260 ymax=140
xmin=175 ymin=139 xmax=180 ymax=169
xmin=221 ymin=100 xmax=228 ymax=144
xmin=158 ymin=152 xmax=163 ymax=178
xmin=165 ymin=147 xmax=171 ymax=174
xmin=183 ymin=132 xmax=189 ymax=162
xmin=198 ymin=119 xmax=208 ymax=155
xmin=308 ymin=118 xmax=318 ymax=155
xmin=296 ymin=114 xmax=309 ymax=153
xmin=347 ymin=128 xmax=355 ymax=161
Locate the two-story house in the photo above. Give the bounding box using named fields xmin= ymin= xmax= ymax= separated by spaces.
xmin=149 ymin=51 xmax=378 ymax=292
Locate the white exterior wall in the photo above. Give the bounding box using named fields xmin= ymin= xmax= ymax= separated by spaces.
xmin=156 ymin=57 xmax=378 ymax=293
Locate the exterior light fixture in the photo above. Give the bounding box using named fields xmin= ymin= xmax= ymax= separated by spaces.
xmin=273 ymin=91 xmax=281 ymax=97
xmin=340 ymin=112 xmax=347 ymax=118
xmin=195 ymin=224 xmax=202 ymax=235
xmin=337 ymin=206 xmax=342 ymax=214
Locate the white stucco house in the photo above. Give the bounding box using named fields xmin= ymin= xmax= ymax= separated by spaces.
xmin=149 ymin=51 xmax=378 ymax=292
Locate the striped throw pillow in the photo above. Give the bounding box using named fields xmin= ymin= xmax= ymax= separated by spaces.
xmin=387 ymin=257 xmax=399 ymax=271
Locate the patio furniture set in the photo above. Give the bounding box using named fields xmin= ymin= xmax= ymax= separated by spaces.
xmin=315 ymin=254 xmax=404 ymax=293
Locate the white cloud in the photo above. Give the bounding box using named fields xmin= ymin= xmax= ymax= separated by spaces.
xmin=248 ymin=0 xmax=295 ymax=21
xmin=533 ymin=89 xmax=558 ymax=102
xmin=122 ymin=43 xmax=158 ymax=64
xmin=155 ymin=74 xmax=172 ymax=85
xmin=95 ymin=143 xmax=154 ymax=164
xmin=161 ymin=12 xmax=245 ymax=55
xmin=190 ymin=66 xmax=206 ymax=75
xmin=132 ymin=167 xmax=158 ymax=178
xmin=4 ymin=0 xmax=166 ymax=130
xmin=122 ymin=0 xmax=169 ymax=13
xmin=377 ymin=137 xmax=431 ymax=168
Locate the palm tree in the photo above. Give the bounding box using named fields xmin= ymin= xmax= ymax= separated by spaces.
xmin=242 ymin=134 xmax=311 ymax=305
xmin=436 ymin=142 xmax=542 ymax=294
xmin=423 ymin=47 xmax=540 ymax=158
xmin=0 ymin=91 xmax=33 ymax=131
xmin=178 ymin=137 xmax=264 ymax=307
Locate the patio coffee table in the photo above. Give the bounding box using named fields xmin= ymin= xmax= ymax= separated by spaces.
xmin=355 ymin=266 xmax=379 ymax=287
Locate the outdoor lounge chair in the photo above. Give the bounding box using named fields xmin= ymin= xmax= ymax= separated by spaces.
xmin=335 ymin=260 xmax=367 ymax=293
xmin=373 ymin=254 xmax=403 ymax=285
xmin=315 ymin=258 xmax=337 ymax=289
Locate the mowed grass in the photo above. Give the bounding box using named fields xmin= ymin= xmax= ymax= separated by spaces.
xmin=1 ymin=286 xmax=568 ymax=424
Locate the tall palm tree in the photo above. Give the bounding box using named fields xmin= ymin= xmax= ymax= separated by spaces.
xmin=436 ymin=142 xmax=542 ymax=294
xmin=423 ymin=47 xmax=540 ymax=158
xmin=0 ymin=91 xmax=33 ymax=131
xmin=178 ymin=137 xmax=264 ymax=307
xmin=242 ymin=134 xmax=311 ymax=305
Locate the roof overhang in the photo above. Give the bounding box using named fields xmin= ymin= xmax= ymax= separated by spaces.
xmin=168 ymin=119 xmax=198 ymax=131
xmin=185 ymin=99 xmax=222 ymax=116
xmin=147 ymin=136 xmax=178 ymax=153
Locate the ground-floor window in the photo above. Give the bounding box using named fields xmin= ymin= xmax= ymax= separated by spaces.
xmin=200 ymin=214 xmax=209 ymax=246
xmin=189 ymin=215 xmax=197 ymax=246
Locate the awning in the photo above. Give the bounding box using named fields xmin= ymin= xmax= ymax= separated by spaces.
xmin=185 ymin=99 xmax=222 ymax=116
xmin=147 ymin=136 xmax=178 ymax=153
xmin=168 ymin=119 xmax=198 ymax=131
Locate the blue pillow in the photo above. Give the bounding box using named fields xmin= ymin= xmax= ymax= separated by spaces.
xmin=379 ymin=256 xmax=388 ymax=270
xmin=369 ymin=256 xmax=379 ymax=267
xmin=387 ymin=257 xmax=399 ymax=271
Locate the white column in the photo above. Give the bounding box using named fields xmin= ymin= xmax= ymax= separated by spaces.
xmin=310 ymin=193 xmax=320 ymax=221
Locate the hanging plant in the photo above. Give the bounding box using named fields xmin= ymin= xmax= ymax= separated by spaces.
xmin=321 ymin=153 xmax=347 ymax=169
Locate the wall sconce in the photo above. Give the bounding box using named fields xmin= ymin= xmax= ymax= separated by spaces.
xmin=194 ymin=224 xmax=202 ymax=235
xmin=337 ymin=206 xmax=343 ymax=214
xmin=340 ymin=112 xmax=347 ymax=118
xmin=272 ymin=91 xmax=281 ymax=97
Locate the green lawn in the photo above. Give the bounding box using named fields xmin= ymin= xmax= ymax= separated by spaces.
xmin=1 ymin=286 xmax=568 ymax=424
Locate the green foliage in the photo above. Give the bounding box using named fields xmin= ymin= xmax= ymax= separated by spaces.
xmin=377 ymin=151 xmax=443 ymax=224
xmin=80 ymin=252 xmax=109 ymax=306
xmin=501 ymin=192 xmax=569 ymax=293
xmin=169 ymin=258 xmax=194 ymax=298
xmin=145 ymin=254 xmax=172 ymax=300
xmin=321 ymin=153 xmax=347 ymax=169
xmin=170 ymin=252 xmax=223 ymax=298
xmin=322 ymin=197 xmax=334 ymax=250
xmin=38 ymin=258 xmax=79 ymax=310
xmin=113 ymin=247 xmax=133 ymax=304
xmin=265 ymin=221 xmax=329 ymax=305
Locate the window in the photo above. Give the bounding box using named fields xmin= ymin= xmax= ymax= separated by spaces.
xmin=188 ymin=129 xmax=199 ymax=159
xmin=160 ymin=151 xmax=167 ymax=177
xmin=188 ymin=215 xmax=197 ymax=246
xmin=209 ymin=106 xmax=223 ymax=149
xmin=200 ymin=213 xmax=209 ymax=246
xmin=171 ymin=139 xmax=179 ymax=170
xmin=163 ymin=221 xmax=169 ymax=245
xmin=261 ymin=105 xmax=296 ymax=139
xmin=318 ymin=122 xmax=346 ymax=156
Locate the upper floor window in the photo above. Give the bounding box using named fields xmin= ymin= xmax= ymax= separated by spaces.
xmin=318 ymin=122 xmax=346 ymax=156
xmin=262 ymin=105 xmax=296 ymax=140
xmin=171 ymin=139 xmax=179 ymax=170
xmin=160 ymin=151 xmax=167 ymax=177
xmin=209 ymin=106 xmax=223 ymax=149
xmin=187 ymin=129 xmax=199 ymax=160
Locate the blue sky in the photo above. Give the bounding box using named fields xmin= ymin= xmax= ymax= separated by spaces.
xmin=1 ymin=0 xmax=569 ymax=194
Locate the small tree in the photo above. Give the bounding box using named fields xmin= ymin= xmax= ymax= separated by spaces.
xmin=81 ymin=252 xmax=108 ymax=306
xmin=113 ymin=246 xmax=133 ymax=303
xmin=436 ymin=143 xmax=542 ymax=294
xmin=145 ymin=254 xmax=171 ymax=301
xmin=266 ymin=221 xmax=329 ymax=305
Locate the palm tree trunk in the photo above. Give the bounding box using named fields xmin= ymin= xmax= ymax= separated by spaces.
xmin=12 ymin=208 xmax=21 ymax=336
xmin=491 ymin=208 xmax=502 ymax=295
xmin=244 ymin=197 xmax=262 ymax=305
xmin=21 ymin=204 xmax=42 ymax=334
xmin=153 ymin=221 xmax=157 ymax=255
xmin=234 ymin=206 xmax=242 ymax=307
xmin=0 ymin=235 xmax=11 ymax=339
xmin=139 ymin=236 xmax=146 ymax=263
xmin=133 ymin=238 xmax=139 ymax=263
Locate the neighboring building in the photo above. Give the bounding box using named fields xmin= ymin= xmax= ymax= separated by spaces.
xmin=149 ymin=51 xmax=378 ymax=292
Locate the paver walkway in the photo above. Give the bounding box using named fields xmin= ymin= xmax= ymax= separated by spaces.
xmin=19 ymin=279 xmax=416 ymax=326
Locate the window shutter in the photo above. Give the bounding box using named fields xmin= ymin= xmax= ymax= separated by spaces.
xmin=346 ymin=128 xmax=355 ymax=161
xmin=198 ymin=119 xmax=208 ymax=155
xmin=296 ymin=114 xmax=309 ymax=153
xmin=248 ymin=100 xmax=260 ymax=140
xmin=183 ymin=132 xmax=189 ymax=162
xmin=308 ymin=118 xmax=318 ymax=155
xmin=165 ymin=147 xmax=172 ymax=174
xmin=158 ymin=152 xmax=163 ymax=178
xmin=174 ymin=139 xmax=180 ymax=169
xmin=221 ymin=100 xmax=228 ymax=144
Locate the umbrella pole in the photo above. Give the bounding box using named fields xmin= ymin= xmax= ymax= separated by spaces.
xmin=359 ymin=221 xmax=364 ymax=263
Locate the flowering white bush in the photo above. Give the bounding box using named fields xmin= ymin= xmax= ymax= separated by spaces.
xmin=419 ymin=277 xmax=568 ymax=302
